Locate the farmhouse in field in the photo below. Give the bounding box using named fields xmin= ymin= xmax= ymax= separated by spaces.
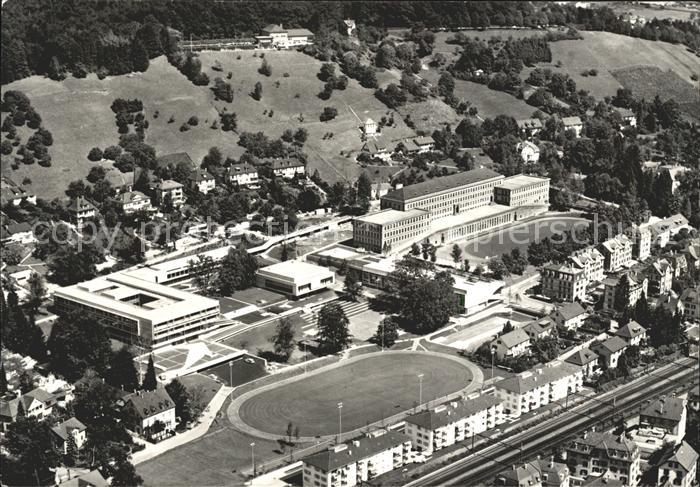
xmin=256 ymin=24 xmax=314 ymax=49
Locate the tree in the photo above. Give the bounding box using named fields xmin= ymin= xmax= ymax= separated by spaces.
xmin=216 ymin=247 xmax=258 ymax=294
xmin=356 ymin=172 xmax=372 ymax=202
xmin=48 ymin=244 xmax=100 ymax=286
xmin=211 ymin=77 xmax=234 ymax=102
xmin=319 ymin=63 xmax=336 ymax=81
xmin=27 ymin=272 xmax=45 ymax=315
xmin=502 ymin=321 xmax=515 ymax=335
xmin=259 ymin=59 xmax=272 ymax=76
xmin=3 ymin=416 xmax=60 ymax=485
xmin=220 ymin=112 xmax=237 ymax=132
xmin=87 ymin=147 xmax=103 ymax=161
xmin=316 ymin=303 xmax=352 ymax=354
xmin=344 ymin=272 xmax=362 ymax=302
xmin=5 ymin=308 xmax=46 ymax=360
xmin=389 ymin=256 xmax=459 ymax=333
xmin=188 ymin=255 xmax=218 ymax=296
xmin=410 ymin=243 xmax=421 ymax=256
xmin=293 ymin=128 xmax=308 ymax=144
xmin=373 ymin=316 xmax=399 ymax=348
xmin=253 ymin=81 xmax=263 ymax=101
xmin=320 ymin=106 xmax=338 ymax=122
xmin=0 ymin=363 xmax=7 ymax=395
xmin=107 ymin=347 xmax=139 ymax=392
xmin=142 ymin=355 xmax=157 ymax=391
xmin=111 ymin=459 xmax=143 ymax=486
xmin=438 ymin=72 xmax=455 ymax=98
xmin=271 ymin=317 xmax=295 ymax=361
xmin=18 ymin=370 xmax=34 ymax=393
xmin=47 ymin=312 xmax=112 ymax=381
xmin=450 ymin=244 xmax=463 ymax=264
xmin=166 ymin=378 xmax=194 ymax=425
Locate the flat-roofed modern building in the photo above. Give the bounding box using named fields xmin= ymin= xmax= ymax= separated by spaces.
xmin=352 ymin=208 xmax=430 ymax=253
xmin=493 ymin=175 xmax=550 ymax=207
xmin=255 ymin=260 xmax=335 ymax=298
xmin=52 ymin=273 xmax=220 ymax=349
xmin=380 ymin=168 xmax=504 ymax=218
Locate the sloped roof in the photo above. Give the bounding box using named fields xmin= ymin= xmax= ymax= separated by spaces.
xmin=524 ymin=318 xmax=555 ymax=337
xmin=565 ymin=348 xmax=598 ymax=366
xmin=562 ymin=116 xmax=582 ymax=126
xmin=118 ymin=191 xmax=149 ymax=204
xmin=641 ymin=397 xmax=685 ymax=424
xmin=614 ymin=321 xmax=646 ymax=340
xmin=572 ymin=431 xmax=637 ymax=454
xmin=404 ymin=395 xmax=500 ymax=430
xmin=51 ymin=417 xmax=87 ymax=440
xmin=382 ymin=168 xmax=502 ymax=203
xmin=556 ymin=301 xmax=586 ymax=321
xmin=188 ymin=168 xmax=214 ymax=182
xmin=66 ymin=197 xmax=95 ymax=212
xmin=156 ymin=152 xmax=195 ymax=169
xmin=497 ymin=463 xmax=540 ymax=484
xmin=59 ymin=469 xmax=108 ymax=487
xmin=516 ymin=118 xmax=543 ymax=129
xmin=590 ymin=336 xmax=627 ymax=355
xmin=123 ymin=387 xmax=174 ymax=419
xmin=493 ymin=328 xmax=530 ymax=349
xmin=0 ymin=397 xmax=20 ymax=419
xmin=663 ymin=441 xmax=699 ymax=472
xmin=303 ymin=431 xmax=409 ymax=472
xmin=495 ymin=362 xmax=581 ymax=394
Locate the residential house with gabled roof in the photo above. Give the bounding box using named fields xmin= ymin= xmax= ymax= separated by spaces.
xmin=494 ymin=361 xmax=583 ymax=419
xmin=517 ymin=140 xmax=540 ymax=164
xmin=66 ymin=197 xmax=96 ymax=228
xmin=256 ymin=24 xmax=314 ymax=48
xmin=57 ymin=469 xmax=109 ymax=487
xmin=650 ymin=214 xmax=691 ymax=249
xmin=663 ymin=253 xmax=687 ymax=278
xmin=516 ymin=118 xmax=543 ymax=137
xmin=120 ymin=387 xmax=176 ymax=441
xmin=51 ymin=417 xmax=87 ymax=454
xmin=0 ymin=396 xmax=21 ymax=432
xmin=552 ymin=301 xmax=587 ymax=330
xmin=156 ymin=152 xmax=196 ymax=171
xmin=590 ymin=336 xmax=628 ymax=369
xmin=404 ymin=394 xmax=503 ymax=455
xmin=104 ymin=170 xmax=134 ymax=194
xmin=614 ymin=321 xmax=646 ymax=347
xmin=188 ymin=168 xmax=216 ymax=194
xmin=362 ymin=137 xmax=392 ymax=162
xmin=562 ymin=116 xmax=583 ymax=137
xmin=565 ymin=348 xmax=599 ymax=378
xmin=490 ymin=328 xmax=531 ymax=360
xmin=613 ymin=107 xmax=637 ymax=128
xmin=496 ymin=462 xmax=542 ymax=486
xmin=523 ymin=318 xmax=556 ymax=341
xmin=153 ymin=179 xmax=184 ymax=208
xmin=228 ymin=163 xmax=259 ymax=187
xmin=0 ymin=177 xmax=36 ymax=206
xmin=118 ymin=190 xmax=152 ymax=215
xmin=302 ymin=430 xmax=411 ymax=487
xmin=270 ymin=158 xmax=305 ymax=179
xmin=656 ymin=441 xmax=698 ymax=487
xmin=1 ymin=221 xmax=35 ymax=245
xmin=566 ymin=431 xmax=641 ymax=486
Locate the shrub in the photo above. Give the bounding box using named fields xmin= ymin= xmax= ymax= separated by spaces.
xmin=38 ymin=155 xmax=51 ymax=167
xmin=180 ymin=123 xmax=190 ymax=132
xmin=103 ymin=145 xmax=122 ymax=160
xmin=0 ymin=140 xmax=12 ymax=155
xmin=283 ymin=72 xmax=290 ymax=77
xmin=188 ymin=116 xmax=199 ymax=126
xmin=320 ymin=106 xmax=338 ymax=122
xmin=87 ymin=147 xmax=103 ymax=161
xmin=589 ymin=69 xmax=598 ymax=76
xmin=168 ymin=115 xmax=175 ymax=123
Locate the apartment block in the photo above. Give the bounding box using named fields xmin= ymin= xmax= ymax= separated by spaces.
xmin=302 ymin=430 xmax=411 ymax=487
xmin=598 ymin=235 xmax=633 ymax=272
xmin=494 ymin=362 xmax=583 ymax=419
xmin=404 ymin=394 xmax=504 ymax=455
xmin=569 ymin=247 xmax=605 ymax=284
xmin=541 ymin=263 xmax=587 ymax=302
xmin=566 ymin=431 xmax=641 ymax=486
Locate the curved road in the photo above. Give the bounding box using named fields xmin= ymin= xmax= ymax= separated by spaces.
xmin=227 ymin=350 xmax=483 ymax=442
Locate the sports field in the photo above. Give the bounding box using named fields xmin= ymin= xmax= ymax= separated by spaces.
xmin=436 ymin=216 xmax=589 ymax=263
xmin=236 ymin=351 xmax=474 ymax=437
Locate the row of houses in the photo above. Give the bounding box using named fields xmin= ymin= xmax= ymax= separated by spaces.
xmin=360 ymin=133 xmax=436 ymax=162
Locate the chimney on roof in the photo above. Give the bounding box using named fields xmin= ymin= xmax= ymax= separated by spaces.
xmin=352 ymin=440 xmax=360 ymax=447
xmin=550 ymin=456 xmax=554 ymax=469
xmin=659 ymin=399 xmax=664 ymax=415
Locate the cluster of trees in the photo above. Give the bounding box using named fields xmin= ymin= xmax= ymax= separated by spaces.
xmin=189 ymin=246 xmax=258 ymax=296
xmin=387 ymin=255 xmax=459 ymax=334
xmin=109 ymin=98 xmax=147 ymax=137
xmin=167 ymin=51 xmax=209 ymax=85
xmin=211 ymin=77 xmax=234 ymax=102
xmin=317 ymin=63 xmax=348 ymax=100
xmin=1 ymin=286 xmax=47 ymax=362
xmin=1 ymin=90 xmax=53 ymax=167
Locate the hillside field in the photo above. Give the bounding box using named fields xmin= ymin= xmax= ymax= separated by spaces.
xmin=1 ymin=51 xmax=416 ymax=199
xmin=524 ymin=31 xmax=700 ymax=101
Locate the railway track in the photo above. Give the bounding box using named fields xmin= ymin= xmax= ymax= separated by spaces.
xmin=405 ymin=357 xmax=697 ymax=486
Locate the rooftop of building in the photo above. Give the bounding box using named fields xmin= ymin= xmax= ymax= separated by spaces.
xmin=562 ymin=116 xmax=583 ymax=126
xmin=53 ymin=272 xmax=220 ymax=324
xmin=516 ymin=118 xmax=544 ymax=129
xmin=556 ymin=301 xmax=586 ymax=320
xmin=496 ymin=174 xmax=549 ymax=191
xmin=122 ymin=386 xmax=174 ymax=419
xmin=565 ymin=348 xmax=598 ymax=366
xmin=353 ymin=208 xmax=429 ymax=225
xmin=381 ymin=168 xmax=503 ymax=203
xmin=156 ymin=179 xmax=183 ymax=190
xmin=189 ymin=169 xmax=215 ymax=182
xmin=495 ymin=362 xmax=581 ymax=394
xmin=256 ymin=260 xmax=334 ymax=282
xmin=570 ymin=430 xmax=637 ymax=455
xmin=118 ymin=191 xmax=149 ymax=204
xmin=492 ymin=328 xmax=530 ymax=349
xmin=590 ymin=336 xmax=628 ymax=355
xmin=640 ymin=396 xmax=685 ymax=424
xmin=497 ymin=463 xmax=541 ymax=484
xmin=404 ymin=394 xmax=501 ymax=430
xmin=51 ymin=417 xmax=87 ymax=440
xmin=614 ymin=321 xmax=646 ymax=339
xmin=303 ymin=430 xmax=409 ymax=472
xmin=660 ymin=441 xmax=698 ymax=472
xmin=156 ymin=152 xmax=195 ymax=169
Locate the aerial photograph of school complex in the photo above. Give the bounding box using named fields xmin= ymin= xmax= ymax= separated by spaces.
xmin=0 ymin=1 xmax=699 ymax=486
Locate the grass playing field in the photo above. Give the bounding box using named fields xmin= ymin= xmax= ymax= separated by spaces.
xmin=237 ymin=351 xmax=474 ymax=438
xmin=1 ymin=50 xmax=417 ymax=199
xmin=524 ymin=31 xmax=700 ymax=101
